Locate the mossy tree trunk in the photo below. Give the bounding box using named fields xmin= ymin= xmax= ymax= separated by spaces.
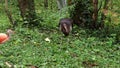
xmin=44 ymin=0 xmax=48 ymax=9
xmin=70 ymin=0 xmax=93 ymax=28
xmin=92 ymin=0 xmax=98 ymax=29
xmin=70 ymin=0 xmax=106 ymax=29
xmin=67 ymin=0 xmax=72 ymax=5
xmin=18 ymin=0 xmax=39 ymax=27
xmin=56 ymin=0 xmax=67 ymax=10
xmin=5 ymin=0 xmax=16 ymax=28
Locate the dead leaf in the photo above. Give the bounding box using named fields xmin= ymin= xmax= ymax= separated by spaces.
xmin=45 ymin=38 xmax=50 ymax=43
xmin=5 ymin=62 xmax=13 ymax=68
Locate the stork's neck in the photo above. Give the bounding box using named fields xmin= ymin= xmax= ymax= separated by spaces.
xmin=6 ymin=32 xmax=11 ymax=38
xmin=6 ymin=29 xmax=13 ymax=38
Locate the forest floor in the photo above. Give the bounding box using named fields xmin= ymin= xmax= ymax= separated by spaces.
xmin=0 ymin=2 xmax=120 ymax=68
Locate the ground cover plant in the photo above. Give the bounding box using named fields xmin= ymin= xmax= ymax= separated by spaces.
xmin=0 ymin=0 xmax=120 ymax=68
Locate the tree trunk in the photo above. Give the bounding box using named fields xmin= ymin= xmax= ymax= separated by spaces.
xmin=92 ymin=0 xmax=98 ymax=29
xmin=18 ymin=0 xmax=38 ymax=27
xmin=57 ymin=0 xmax=67 ymax=10
xmin=4 ymin=0 xmax=15 ymax=27
xmin=67 ymin=0 xmax=72 ymax=6
xmin=70 ymin=0 xmax=93 ymax=28
xmin=44 ymin=0 xmax=48 ymax=9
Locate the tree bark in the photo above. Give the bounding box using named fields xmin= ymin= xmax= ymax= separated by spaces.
xmin=57 ymin=0 xmax=67 ymax=10
xmin=67 ymin=0 xmax=72 ymax=5
xmin=18 ymin=0 xmax=38 ymax=26
xmin=92 ymin=0 xmax=98 ymax=29
xmin=5 ymin=0 xmax=14 ymax=26
xmin=44 ymin=0 xmax=48 ymax=9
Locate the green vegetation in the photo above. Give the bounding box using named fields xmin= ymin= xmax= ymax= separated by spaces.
xmin=0 ymin=0 xmax=120 ymax=68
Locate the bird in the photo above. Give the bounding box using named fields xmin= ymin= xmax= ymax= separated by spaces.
xmin=0 ymin=29 xmax=14 ymax=44
xmin=59 ymin=18 xmax=73 ymax=36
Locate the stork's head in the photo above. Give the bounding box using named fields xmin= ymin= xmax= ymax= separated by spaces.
xmin=6 ymin=29 xmax=14 ymax=36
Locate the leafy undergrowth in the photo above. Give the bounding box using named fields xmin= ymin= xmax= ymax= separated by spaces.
xmin=0 ymin=25 xmax=120 ymax=68
xmin=0 ymin=1 xmax=120 ymax=67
